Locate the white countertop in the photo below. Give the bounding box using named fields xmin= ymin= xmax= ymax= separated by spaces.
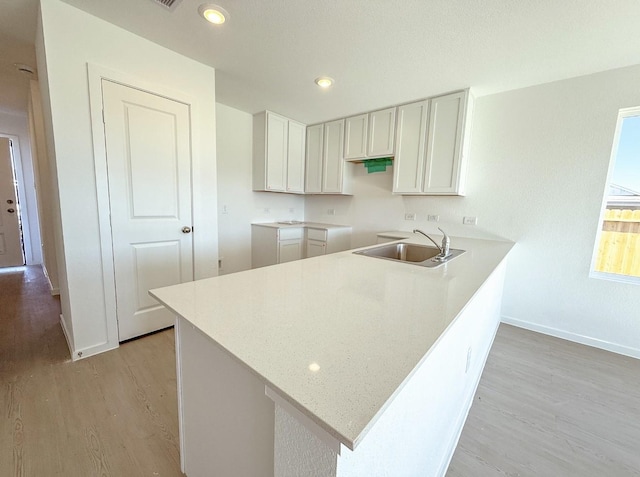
xmin=150 ymin=235 xmax=513 ymax=450
xmin=252 ymin=221 xmax=352 ymax=230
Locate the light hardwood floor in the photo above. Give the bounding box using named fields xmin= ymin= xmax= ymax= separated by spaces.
xmin=447 ymin=321 xmax=640 ymax=476
xmin=0 ymin=266 xmax=183 ymax=476
xmin=2 ymin=266 xmax=639 ymax=476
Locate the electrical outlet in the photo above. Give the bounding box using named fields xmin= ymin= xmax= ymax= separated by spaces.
xmin=427 ymin=214 xmax=439 ymax=222
xmin=463 ymin=216 xmax=478 ymax=225
xmin=328 ymin=208 xmax=336 ymax=215
xmin=263 ymin=208 xmax=270 ymax=214
xmin=222 ymin=205 xmax=229 ymax=214
xmin=404 ymin=212 xmax=417 ymax=221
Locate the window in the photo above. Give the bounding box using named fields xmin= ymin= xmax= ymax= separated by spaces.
xmin=591 ymin=108 xmax=640 ymax=283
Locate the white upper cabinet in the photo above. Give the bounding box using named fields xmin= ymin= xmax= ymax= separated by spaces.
xmin=344 ymin=107 xmax=396 ymax=161
xmin=368 ymin=107 xmax=396 ymax=157
xmin=253 ymin=111 xmax=306 ymax=194
xmin=322 ymin=119 xmax=347 ymax=193
xmin=305 ymin=124 xmax=324 ymax=194
xmin=305 ymin=120 xmax=352 ymax=195
xmin=393 ymin=100 xmax=430 ymax=194
xmin=344 ymin=114 xmax=368 ymax=160
xmin=393 ymin=90 xmax=472 ymax=196
xmin=287 ymin=120 xmax=306 ymax=193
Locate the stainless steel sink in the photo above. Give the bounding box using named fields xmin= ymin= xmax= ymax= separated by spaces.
xmin=353 ymin=242 xmax=465 ymax=268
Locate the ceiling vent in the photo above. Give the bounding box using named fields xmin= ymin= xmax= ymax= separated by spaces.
xmin=149 ymin=0 xmax=183 ymax=11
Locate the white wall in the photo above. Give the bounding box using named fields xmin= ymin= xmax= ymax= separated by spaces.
xmin=306 ymin=64 xmax=640 ymax=358
xmin=37 ymin=0 xmax=218 ymax=359
xmin=28 ymin=79 xmax=59 ymax=293
xmin=0 ymin=109 xmax=42 ymax=266
xmin=216 ymin=103 xmax=305 ymax=274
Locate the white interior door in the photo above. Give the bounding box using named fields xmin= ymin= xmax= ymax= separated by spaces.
xmin=0 ymin=138 xmax=24 ymax=268
xmin=102 ymin=80 xmax=193 ymax=341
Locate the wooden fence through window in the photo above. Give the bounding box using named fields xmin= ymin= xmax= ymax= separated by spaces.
xmin=594 ymin=209 xmax=640 ymax=277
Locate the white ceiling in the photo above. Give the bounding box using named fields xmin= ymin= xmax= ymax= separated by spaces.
xmin=0 ymin=0 xmax=38 ymax=115
xmin=3 ymin=0 xmax=640 ymax=123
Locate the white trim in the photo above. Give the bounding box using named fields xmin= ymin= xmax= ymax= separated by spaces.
xmin=589 ymin=269 xmax=640 ymax=286
xmin=589 ymin=106 xmax=640 ymax=279
xmin=87 ymin=63 xmax=199 ymax=349
xmin=501 ymin=315 xmax=640 ymax=360
xmin=175 ymin=317 xmax=187 ymax=473
xmin=59 ymin=313 xmax=73 ymax=359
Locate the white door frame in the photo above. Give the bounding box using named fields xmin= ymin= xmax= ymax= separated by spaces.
xmin=88 ymin=63 xmax=199 ymax=351
xmin=0 ymin=132 xmax=29 ymax=266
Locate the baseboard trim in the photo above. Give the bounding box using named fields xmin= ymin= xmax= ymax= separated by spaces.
xmin=41 ymin=264 xmax=60 ymax=295
xmin=59 ymin=314 xmax=119 ymax=361
xmin=501 ymin=315 xmax=640 ymax=360
xmin=59 ymin=314 xmax=74 ymax=359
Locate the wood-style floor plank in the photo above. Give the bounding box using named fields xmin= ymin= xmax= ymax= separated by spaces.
xmin=0 ymin=266 xmax=184 ymax=476
xmin=2 ymin=266 xmax=639 ymax=476
xmin=447 ymin=324 xmax=640 ymax=477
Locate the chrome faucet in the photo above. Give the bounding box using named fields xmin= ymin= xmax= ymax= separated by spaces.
xmin=413 ymin=228 xmax=451 ymax=260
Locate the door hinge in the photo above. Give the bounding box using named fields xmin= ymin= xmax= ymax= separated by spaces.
xmin=102 ymin=109 xmax=105 ymax=124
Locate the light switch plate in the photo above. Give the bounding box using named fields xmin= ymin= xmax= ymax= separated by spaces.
xmin=463 ymin=216 xmax=478 ymax=225
xmin=404 ymin=213 xmax=417 ymax=221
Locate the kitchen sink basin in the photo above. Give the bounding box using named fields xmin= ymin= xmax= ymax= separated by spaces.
xmin=353 ymin=242 xmax=465 ymax=268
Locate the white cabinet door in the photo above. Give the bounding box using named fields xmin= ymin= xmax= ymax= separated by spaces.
xmin=265 ymin=112 xmax=288 ymax=192
xmin=368 ymin=107 xmax=396 ymax=157
xmin=102 ymin=80 xmax=193 ymax=341
xmin=305 ymin=124 xmax=324 ymax=193
xmin=278 ymin=239 xmax=303 ymax=263
xmin=322 ymin=119 xmax=345 ymax=194
xmin=287 ymin=120 xmax=306 ymax=193
xmin=424 ymin=91 xmax=465 ymax=194
xmin=306 ymin=239 xmax=326 ymax=258
xmin=344 ymin=114 xmax=368 ymax=160
xmin=393 ymin=100 xmax=429 ymax=194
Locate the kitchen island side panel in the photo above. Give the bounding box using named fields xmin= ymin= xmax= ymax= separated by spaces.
xmin=272 ymin=260 xmax=507 ymax=477
xmin=177 ymin=316 xmax=275 ymax=477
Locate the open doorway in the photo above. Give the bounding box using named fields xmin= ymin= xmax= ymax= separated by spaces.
xmin=0 ymin=137 xmax=26 ymax=268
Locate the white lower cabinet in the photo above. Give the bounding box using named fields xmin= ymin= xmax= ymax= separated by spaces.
xmin=306 ymin=240 xmax=326 ymax=258
xmin=278 ymin=239 xmax=303 ymax=263
xmin=252 ymin=225 xmax=304 ymax=268
xmin=252 ymin=224 xmax=352 ymax=268
xmin=393 ymin=90 xmax=473 ymax=196
xmin=304 ymin=226 xmax=352 ymax=258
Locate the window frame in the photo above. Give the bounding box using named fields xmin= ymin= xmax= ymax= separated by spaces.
xmin=590 ymin=106 xmax=640 ymax=285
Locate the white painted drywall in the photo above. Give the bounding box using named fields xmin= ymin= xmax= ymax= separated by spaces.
xmin=28 ymin=80 xmax=59 ymax=293
xmin=216 ymin=103 xmax=305 ymax=274
xmin=306 ymin=64 xmax=640 ymax=358
xmin=0 ymin=109 xmax=42 ymax=266
xmin=37 ymin=0 xmax=218 ymax=358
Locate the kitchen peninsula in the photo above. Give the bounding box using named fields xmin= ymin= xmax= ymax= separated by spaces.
xmin=150 ymin=234 xmax=514 ymax=477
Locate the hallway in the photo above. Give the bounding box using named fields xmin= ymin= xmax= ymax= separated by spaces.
xmin=0 ymin=266 xmax=184 ymax=476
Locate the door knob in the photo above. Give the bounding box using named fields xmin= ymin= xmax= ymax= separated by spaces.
xmin=7 ymin=208 xmax=15 ymax=213
xmin=182 ymin=226 xmax=192 ymax=234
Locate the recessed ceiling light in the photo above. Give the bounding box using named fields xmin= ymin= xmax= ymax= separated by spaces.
xmin=315 ymin=76 xmax=334 ymax=89
xmin=198 ymin=4 xmax=228 ymax=24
